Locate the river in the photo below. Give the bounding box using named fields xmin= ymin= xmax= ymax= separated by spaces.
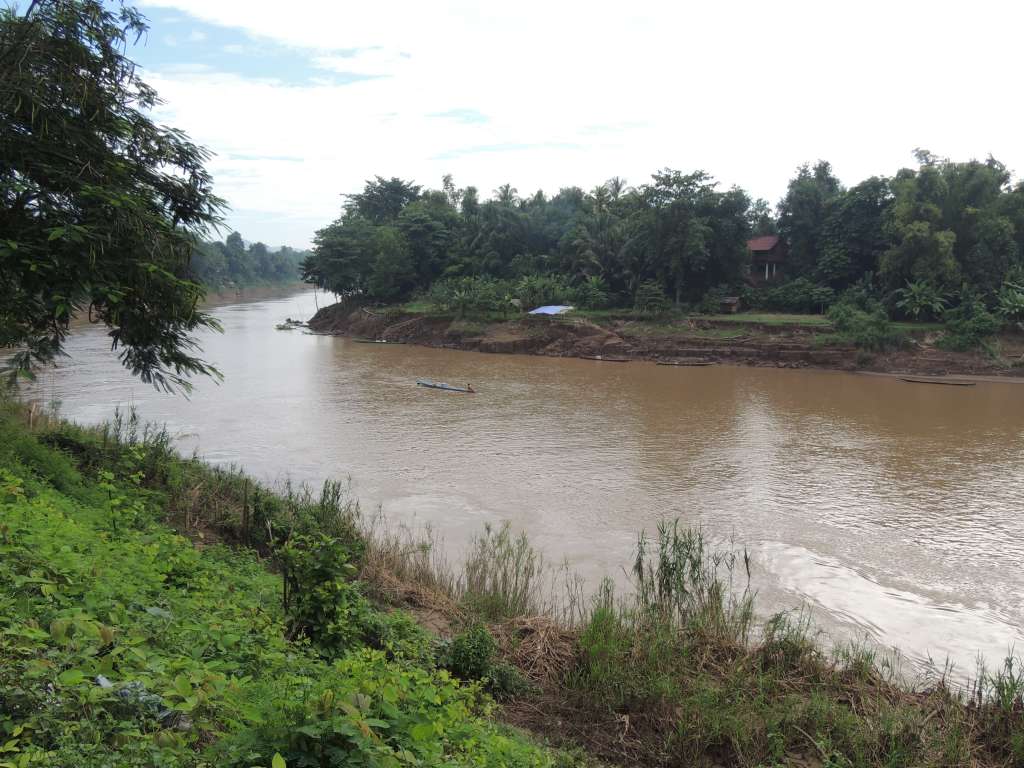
xmin=28 ymin=286 xmax=1024 ymax=678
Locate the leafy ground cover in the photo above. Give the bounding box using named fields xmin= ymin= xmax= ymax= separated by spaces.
xmin=0 ymin=404 xmax=582 ymax=768
xmin=4 ymin=400 xmax=1023 ymax=768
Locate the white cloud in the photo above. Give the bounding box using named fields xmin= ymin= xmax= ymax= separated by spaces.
xmin=188 ymin=29 xmax=207 ymax=42
xmin=139 ymin=0 xmax=1024 ymax=247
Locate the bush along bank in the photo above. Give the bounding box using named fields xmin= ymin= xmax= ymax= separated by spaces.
xmin=0 ymin=404 xmax=585 ymax=768
xmin=3 ymin=403 xmax=1024 ymax=767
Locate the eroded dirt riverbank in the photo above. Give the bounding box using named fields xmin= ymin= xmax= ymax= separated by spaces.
xmin=308 ymin=302 xmax=1024 ymax=377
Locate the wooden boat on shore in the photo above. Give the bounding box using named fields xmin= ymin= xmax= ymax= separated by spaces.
xmin=657 ymin=359 xmax=715 ymax=367
xmin=580 ymin=355 xmax=630 ymax=363
xmin=416 ymin=379 xmax=475 ymax=393
xmin=353 ymin=338 xmax=403 ymax=344
xmin=900 ymin=377 xmax=976 ymax=387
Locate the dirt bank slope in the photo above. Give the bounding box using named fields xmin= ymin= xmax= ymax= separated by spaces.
xmin=308 ymin=302 xmax=1024 ymax=377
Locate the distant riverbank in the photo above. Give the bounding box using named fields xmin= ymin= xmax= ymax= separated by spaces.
xmin=308 ymin=300 xmax=1024 ymax=378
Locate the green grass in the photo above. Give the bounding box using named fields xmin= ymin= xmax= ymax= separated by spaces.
xmin=700 ymin=312 xmax=833 ymax=326
xmin=0 ymin=404 xmax=582 ymax=768
xmin=892 ymin=320 xmax=943 ymax=333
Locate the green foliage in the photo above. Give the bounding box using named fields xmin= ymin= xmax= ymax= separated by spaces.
xmin=445 ymin=625 xmax=498 ymax=680
xmin=303 ymin=172 xmax=754 ymax=308
xmin=574 ymin=276 xmax=610 ymax=309
xmin=0 ymin=410 xmax=565 ymax=767
xmin=894 ymin=280 xmax=948 ymax=320
xmin=279 ymin=534 xmax=370 ymax=657
xmin=827 ymin=301 xmax=904 ymax=352
xmin=633 ymin=280 xmax=671 ymax=314
xmin=778 ymin=161 xmax=843 ymax=276
xmin=438 ymin=626 xmax=528 ymax=700
xmin=996 ymin=279 xmax=1024 ymax=326
xmin=305 ymin=153 xmax=1024 ymax=348
xmin=0 ymin=0 xmax=224 ymax=392
xmin=751 ymin=278 xmax=835 ymax=313
xmin=938 ymin=291 xmax=1001 ymax=351
xmin=190 ymin=234 xmax=308 ymax=290
xmin=462 ymin=522 xmax=544 ymax=621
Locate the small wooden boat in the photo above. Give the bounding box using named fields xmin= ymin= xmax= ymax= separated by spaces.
xmin=580 ymin=355 xmax=630 ymax=363
xmin=900 ymin=377 xmax=976 ymax=387
xmin=416 ymin=379 xmax=475 ymax=393
xmin=353 ymin=338 xmax=403 ymax=344
xmin=657 ymin=359 xmax=715 ymax=367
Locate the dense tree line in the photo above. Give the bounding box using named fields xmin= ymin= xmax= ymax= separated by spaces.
xmin=190 ymin=232 xmax=308 ymax=290
xmin=302 ymin=153 xmax=1024 ymax=327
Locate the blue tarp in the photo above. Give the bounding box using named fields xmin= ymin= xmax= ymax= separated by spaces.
xmin=528 ymin=305 xmax=574 ymax=315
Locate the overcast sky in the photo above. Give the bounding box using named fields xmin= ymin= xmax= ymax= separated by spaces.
xmin=134 ymin=0 xmax=1024 ymax=248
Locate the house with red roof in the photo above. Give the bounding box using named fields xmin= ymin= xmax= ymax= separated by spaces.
xmin=747 ymin=235 xmax=786 ymax=282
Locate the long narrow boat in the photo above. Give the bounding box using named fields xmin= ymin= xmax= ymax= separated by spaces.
xmin=580 ymin=355 xmax=630 ymax=362
xmin=657 ymin=359 xmax=715 ymax=367
xmin=416 ymin=379 xmax=475 ymax=393
xmin=353 ymin=338 xmax=404 ymax=344
xmin=900 ymin=377 xmax=976 ymax=387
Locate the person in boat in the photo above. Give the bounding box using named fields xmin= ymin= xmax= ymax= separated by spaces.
xmin=466 ymin=383 xmax=475 ymax=393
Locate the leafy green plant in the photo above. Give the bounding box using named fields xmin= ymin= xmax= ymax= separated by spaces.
xmin=894 ymin=280 xmax=947 ymax=320
xmin=996 ymin=280 xmax=1024 ymax=326
xmin=438 ymin=625 xmax=528 ymax=699
xmin=278 ymin=533 xmax=371 ymax=657
xmin=574 ymin=276 xmax=610 ymax=309
xmin=827 ymin=300 xmax=905 ymax=352
xmin=633 ymin=281 xmax=671 ymax=315
xmin=938 ymin=293 xmax=1001 ymax=351
xmin=445 ymin=625 xmax=498 ymax=680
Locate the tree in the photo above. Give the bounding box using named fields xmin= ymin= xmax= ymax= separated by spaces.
xmin=367 ymin=227 xmax=416 ymax=302
xmin=347 ymin=177 xmax=420 ymax=223
xmin=748 ymin=198 xmax=778 ymax=236
xmin=778 ymin=161 xmax=843 ymax=276
xmin=1 ymin=0 xmax=224 ymax=391
xmin=817 ymin=177 xmax=893 ymax=289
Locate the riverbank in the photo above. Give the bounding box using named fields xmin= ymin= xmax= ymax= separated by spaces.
xmin=307 ymin=302 xmax=1024 ymax=377
xmin=3 ymin=401 xmax=1021 ymax=767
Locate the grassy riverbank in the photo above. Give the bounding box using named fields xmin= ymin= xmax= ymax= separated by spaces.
xmin=0 ymin=403 xmax=581 ymax=767
xmin=2 ymin=402 xmax=1023 ymax=767
xmin=308 ymin=301 xmax=1024 ymax=378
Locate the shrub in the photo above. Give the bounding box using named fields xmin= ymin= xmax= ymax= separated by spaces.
xmin=633 ymin=280 xmax=671 ymax=314
xmin=439 ymin=625 xmax=529 ymax=698
xmin=574 ymin=275 xmax=610 ymax=309
xmin=514 ymin=274 xmax=575 ymax=309
xmin=698 ymin=284 xmax=731 ymax=314
xmin=827 ymin=301 xmax=904 ymax=352
xmin=996 ymin=280 xmax=1024 ymax=327
xmin=279 ymin=533 xmax=373 ymax=656
xmin=894 ymin=280 xmax=947 ymax=320
xmin=361 ymin=610 xmax=434 ymax=664
xmin=445 ymin=625 xmax=498 ymax=680
xmin=938 ymin=294 xmax=1001 ymax=351
xmin=751 ymin=278 xmax=835 ymax=313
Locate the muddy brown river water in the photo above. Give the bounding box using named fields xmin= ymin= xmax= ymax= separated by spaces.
xmin=29 ymin=287 xmax=1024 ymax=677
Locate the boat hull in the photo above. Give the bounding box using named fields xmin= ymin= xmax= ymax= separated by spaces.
xmin=416 ymin=379 xmax=474 ymax=393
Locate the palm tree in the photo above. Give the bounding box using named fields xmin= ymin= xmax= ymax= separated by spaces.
xmin=494 ymin=183 xmax=519 ymax=207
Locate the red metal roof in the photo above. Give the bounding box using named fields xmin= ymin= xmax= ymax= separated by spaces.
xmin=747 ymin=235 xmax=780 ymax=252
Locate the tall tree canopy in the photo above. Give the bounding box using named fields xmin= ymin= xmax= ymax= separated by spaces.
xmin=303 ymin=171 xmax=753 ymax=306
xmin=1 ymin=0 xmax=223 ymax=391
